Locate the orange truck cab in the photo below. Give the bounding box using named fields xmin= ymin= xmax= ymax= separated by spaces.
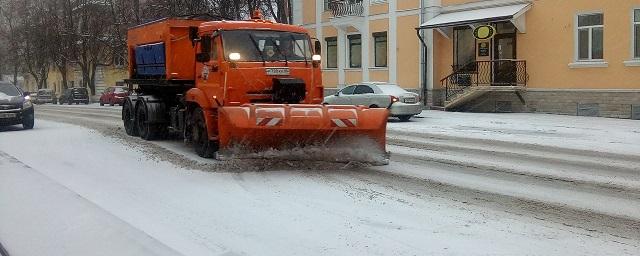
xmin=122 ymin=15 xmax=388 ymax=160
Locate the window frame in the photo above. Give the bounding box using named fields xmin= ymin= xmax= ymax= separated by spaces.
xmin=452 ymin=26 xmax=477 ymax=72
xmin=633 ymin=8 xmax=640 ymax=59
xmin=347 ymin=34 xmax=362 ymax=69
xmin=574 ymin=12 xmax=604 ymax=62
xmin=325 ymin=37 xmax=338 ymax=69
xmin=373 ymin=32 xmax=388 ymax=68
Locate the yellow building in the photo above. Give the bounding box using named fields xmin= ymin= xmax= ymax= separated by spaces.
xmin=24 ymin=65 xmax=127 ymax=98
xmin=294 ymin=0 xmax=640 ymax=119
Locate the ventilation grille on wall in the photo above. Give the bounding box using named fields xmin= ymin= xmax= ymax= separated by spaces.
xmin=577 ymin=103 xmax=599 ymax=117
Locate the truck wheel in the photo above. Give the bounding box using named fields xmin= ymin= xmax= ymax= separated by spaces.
xmin=192 ymin=108 xmax=217 ymax=158
xmin=136 ymin=102 xmax=159 ymax=140
xmin=122 ymin=99 xmax=138 ymax=136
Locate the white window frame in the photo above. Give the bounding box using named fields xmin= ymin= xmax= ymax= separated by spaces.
xmin=574 ymin=12 xmax=604 ymax=61
xmin=570 ymin=11 xmax=607 ymax=68
xmin=634 ymin=9 xmax=640 ymax=58
xmin=626 ymin=8 xmax=640 ymax=66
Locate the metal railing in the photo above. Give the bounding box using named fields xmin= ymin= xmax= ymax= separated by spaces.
xmin=328 ymin=0 xmax=364 ymax=17
xmin=441 ymin=60 xmax=528 ymax=101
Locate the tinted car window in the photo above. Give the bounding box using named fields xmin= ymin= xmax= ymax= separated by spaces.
xmin=354 ymin=85 xmax=374 ymax=94
xmin=340 ymin=85 xmax=356 ymax=95
xmin=0 ymin=83 xmax=20 ymax=96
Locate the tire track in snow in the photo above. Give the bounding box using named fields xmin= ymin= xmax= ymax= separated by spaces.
xmin=34 ymin=104 xmax=640 ymax=242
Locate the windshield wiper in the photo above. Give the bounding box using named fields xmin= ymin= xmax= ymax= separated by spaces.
xmin=290 ymin=35 xmax=308 ymax=66
xmin=268 ymin=38 xmax=288 ymax=66
xmin=247 ymin=33 xmax=265 ymax=66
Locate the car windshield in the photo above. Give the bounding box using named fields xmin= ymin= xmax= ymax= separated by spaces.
xmin=0 ymin=83 xmax=20 ymax=97
xmin=114 ymin=87 xmax=128 ymax=93
xmin=222 ymin=30 xmax=312 ymax=62
xmin=377 ymin=84 xmax=409 ymax=95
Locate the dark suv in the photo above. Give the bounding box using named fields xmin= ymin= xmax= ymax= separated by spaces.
xmin=58 ymin=87 xmax=90 ymax=105
xmin=0 ymin=81 xmax=35 ymax=129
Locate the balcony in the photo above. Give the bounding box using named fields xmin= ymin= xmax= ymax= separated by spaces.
xmin=440 ymin=60 xmax=528 ymax=109
xmin=327 ymin=0 xmax=364 ymax=18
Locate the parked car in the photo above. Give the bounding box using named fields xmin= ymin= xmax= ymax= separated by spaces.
xmin=0 ymin=81 xmax=34 ymax=129
xmin=323 ymin=82 xmax=423 ymax=121
xmin=35 ymin=88 xmax=55 ymax=104
xmin=58 ymin=87 xmax=90 ymax=105
xmin=99 ymin=86 xmax=129 ymax=106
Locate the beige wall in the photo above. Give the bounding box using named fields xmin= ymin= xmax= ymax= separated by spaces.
xmin=397 ymin=0 xmax=420 ymax=11
xmin=397 ymin=15 xmax=421 ymax=89
xmin=323 ymin=70 xmax=339 ymax=87
xmin=521 ymin=0 xmax=640 ymax=89
xmin=370 ymin=2 xmax=389 ymax=15
xmin=345 ymin=70 xmax=363 ymax=85
xmin=434 ymin=0 xmax=640 ymax=90
xmin=302 ymin=0 xmax=316 ymax=25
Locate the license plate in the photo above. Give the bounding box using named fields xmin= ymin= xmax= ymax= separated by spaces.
xmin=403 ymin=98 xmax=416 ymax=103
xmin=265 ymin=68 xmax=290 ymax=76
xmin=0 ymin=113 xmax=17 ymax=118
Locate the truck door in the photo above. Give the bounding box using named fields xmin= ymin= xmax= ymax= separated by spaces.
xmin=197 ymin=34 xmax=224 ymax=94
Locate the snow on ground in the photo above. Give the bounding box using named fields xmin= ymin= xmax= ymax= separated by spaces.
xmin=0 ymin=120 xmax=638 ymax=255
xmin=389 ymin=111 xmax=640 ymax=155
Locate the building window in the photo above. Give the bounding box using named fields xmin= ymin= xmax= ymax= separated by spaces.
xmin=577 ymin=13 xmax=604 ymax=60
xmin=453 ymin=27 xmax=476 ymax=71
xmin=348 ymin=34 xmax=362 ymax=68
xmin=634 ymin=9 xmax=640 ymax=59
xmin=325 ymin=37 xmax=337 ymax=68
xmin=373 ymin=32 xmax=387 ymax=67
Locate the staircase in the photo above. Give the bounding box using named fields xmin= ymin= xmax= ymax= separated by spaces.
xmin=441 ymin=60 xmax=528 ymax=110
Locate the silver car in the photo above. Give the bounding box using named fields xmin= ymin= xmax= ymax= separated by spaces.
xmin=323 ymin=82 xmax=423 ymax=121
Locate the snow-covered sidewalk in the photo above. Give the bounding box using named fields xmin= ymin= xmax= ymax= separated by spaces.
xmin=0 ymin=152 xmax=178 ymax=256
xmin=388 ymin=111 xmax=640 ymax=155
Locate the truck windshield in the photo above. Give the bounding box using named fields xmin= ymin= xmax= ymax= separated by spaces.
xmin=222 ymin=30 xmax=312 ymax=62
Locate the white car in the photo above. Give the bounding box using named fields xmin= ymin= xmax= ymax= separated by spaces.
xmin=323 ymin=82 xmax=423 ymax=121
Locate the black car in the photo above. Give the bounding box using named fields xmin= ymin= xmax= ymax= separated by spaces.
xmin=58 ymin=87 xmax=90 ymax=105
xmin=0 ymin=81 xmax=34 ymax=129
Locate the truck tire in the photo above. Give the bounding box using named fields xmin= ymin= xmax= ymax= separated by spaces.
xmin=135 ymin=101 xmax=162 ymax=140
xmin=192 ymin=108 xmax=217 ymax=158
xmin=122 ymin=99 xmax=138 ymax=136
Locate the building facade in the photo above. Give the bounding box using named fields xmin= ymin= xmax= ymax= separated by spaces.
xmin=294 ymin=0 xmax=640 ymax=119
xmin=23 ymin=65 xmax=127 ymax=99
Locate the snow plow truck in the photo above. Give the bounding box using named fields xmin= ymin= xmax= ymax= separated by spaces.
xmin=122 ymin=13 xmax=388 ymax=161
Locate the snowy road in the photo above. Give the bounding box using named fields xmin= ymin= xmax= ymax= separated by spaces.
xmin=0 ymin=104 xmax=639 ymax=255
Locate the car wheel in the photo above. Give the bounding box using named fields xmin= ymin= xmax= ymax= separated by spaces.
xmin=398 ymin=115 xmax=412 ymax=122
xmin=192 ymin=107 xmax=217 ymax=158
xmin=22 ymin=112 xmax=35 ymax=130
xmin=109 ymin=100 xmax=114 ymax=106
xmin=100 ymin=100 xmax=104 ymax=106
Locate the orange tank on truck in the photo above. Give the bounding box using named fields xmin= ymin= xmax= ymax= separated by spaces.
xmin=122 ymin=14 xmax=389 ymax=163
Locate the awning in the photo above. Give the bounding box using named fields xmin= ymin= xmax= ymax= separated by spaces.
xmin=419 ymin=3 xmax=531 ymax=29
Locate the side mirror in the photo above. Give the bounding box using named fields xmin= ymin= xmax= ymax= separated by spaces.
xmin=314 ymin=39 xmax=322 ymax=55
xmin=196 ymin=52 xmax=210 ymax=63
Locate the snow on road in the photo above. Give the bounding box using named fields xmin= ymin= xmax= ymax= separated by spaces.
xmin=389 ymin=111 xmax=640 ymax=155
xmin=1 ymin=119 xmax=638 ymax=255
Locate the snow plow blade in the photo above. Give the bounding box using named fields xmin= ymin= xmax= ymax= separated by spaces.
xmin=218 ymin=104 xmax=388 ymax=163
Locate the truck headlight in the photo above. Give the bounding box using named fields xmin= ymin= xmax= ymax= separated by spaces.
xmin=229 ymin=52 xmax=241 ymax=61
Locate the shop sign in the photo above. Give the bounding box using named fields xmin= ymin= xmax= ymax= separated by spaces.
xmin=474 ymin=25 xmax=496 ymax=40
